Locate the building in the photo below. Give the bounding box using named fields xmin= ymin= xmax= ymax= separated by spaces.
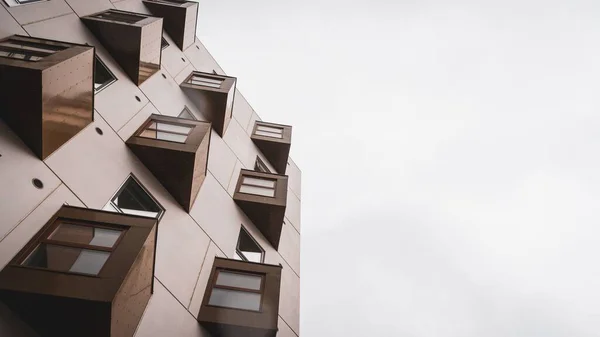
xmin=0 ymin=1 xmax=301 ymax=336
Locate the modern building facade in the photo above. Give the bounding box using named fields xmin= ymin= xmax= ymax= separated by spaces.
xmin=0 ymin=1 xmax=301 ymax=336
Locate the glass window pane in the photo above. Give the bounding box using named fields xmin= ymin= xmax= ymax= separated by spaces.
xmin=208 ymin=288 xmax=261 ymax=311
xmin=189 ymin=75 xmax=224 ymax=88
xmin=242 ymin=177 xmax=275 ymax=188
xmin=256 ymin=125 xmax=283 ymax=134
xmin=94 ymin=56 xmax=116 ymax=92
xmin=178 ymin=107 xmax=196 ymax=120
xmin=161 ymin=37 xmax=169 ymax=50
xmin=237 ymin=228 xmax=264 ymax=263
xmin=154 ymin=122 xmax=191 ymax=134
xmin=239 ymin=185 xmax=275 ymax=197
xmin=255 ymin=130 xmax=283 ymax=139
xmin=22 ymin=244 xmax=109 ymax=276
xmin=105 ymin=176 xmax=163 ymax=219
xmin=216 ymin=271 xmax=262 ymax=290
xmin=49 ymin=223 xmax=122 ymax=248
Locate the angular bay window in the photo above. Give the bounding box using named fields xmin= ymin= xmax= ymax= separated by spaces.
xmin=198 ymin=257 xmax=282 ymax=337
xmin=233 ymin=170 xmax=288 ymax=250
xmin=0 ymin=205 xmax=158 ymax=337
xmin=143 ymin=0 xmax=199 ymax=50
xmin=180 ymin=71 xmax=236 ymax=137
xmin=0 ymin=35 xmax=94 ymax=160
xmin=104 ymin=175 xmax=164 ymax=219
xmin=127 ymin=114 xmax=212 ymax=212
xmin=94 ymin=55 xmax=116 ymax=93
xmin=251 ymin=121 xmax=292 ymax=174
xmin=234 ymin=227 xmax=265 ymax=263
xmin=81 ymin=9 xmax=163 ymax=85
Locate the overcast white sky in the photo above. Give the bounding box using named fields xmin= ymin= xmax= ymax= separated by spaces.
xmin=198 ymin=1 xmax=600 ymax=336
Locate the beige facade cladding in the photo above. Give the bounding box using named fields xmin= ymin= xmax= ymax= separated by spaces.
xmin=0 ymin=0 xmax=301 ymax=336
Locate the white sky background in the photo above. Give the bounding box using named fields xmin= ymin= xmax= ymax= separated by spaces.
xmin=197 ymin=1 xmax=600 ymax=336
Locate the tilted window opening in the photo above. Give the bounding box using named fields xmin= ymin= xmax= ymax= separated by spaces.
xmin=21 ymin=221 xmax=125 ymax=276
xmin=178 ymin=106 xmax=197 ymax=120
xmin=234 ymin=227 xmax=265 ymax=263
xmin=255 ymin=124 xmax=284 ymax=139
xmin=239 ymin=176 xmax=277 ymax=198
xmin=254 ymin=156 xmax=271 ymax=174
xmin=0 ymin=36 xmax=69 ymax=62
xmin=161 ymin=37 xmax=169 ymax=50
xmin=138 ymin=120 xmax=193 ymax=143
xmin=3 ymin=0 xmax=47 ymax=8
xmin=91 ymin=10 xmax=148 ymax=24
xmin=104 ymin=175 xmax=164 ymax=219
xmin=94 ymin=55 xmax=116 ymax=93
xmin=188 ymin=74 xmax=224 ymax=88
xmin=208 ymin=270 xmax=264 ymax=312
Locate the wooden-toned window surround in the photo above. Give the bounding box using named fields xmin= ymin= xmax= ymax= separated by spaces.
xmin=250 ymin=121 xmax=292 ymax=174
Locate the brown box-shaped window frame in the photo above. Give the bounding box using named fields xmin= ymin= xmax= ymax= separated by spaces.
xmin=250 ymin=121 xmax=292 ymax=175
xmin=198 ymin=257 xmax=282 ymax=337
xmin=127 ymin=114 xmax=211 ymax=212
xmin=0 ymin=205 xmax=158 ymax=337
xmin=142 ymin=0 xmax=199 ymax=50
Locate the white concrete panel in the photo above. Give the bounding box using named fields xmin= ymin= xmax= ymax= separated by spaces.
xmin=189 ymin=173 xmax=241 ymax=256
xmin=222 ymin=117 xmax=264 ymax=168
xmin=285 ymin=189 xmax=301 ymax=233
xmin=275 ymin=255 xmax=300 ymax=335
xmin=23 ymin=14 xmax=150 ymax=132
xmin=161 ymin=34 xmax=192 ymax=78
xmin=277 ymin=316 xmax=298 ymax=337
xmin=5 ymin=0 xmax=72 ymax=26
xmin=287 ymin=158 xmax=302 ymax=199
xmin=0 ymin=185 xmax=84 ymax=269
xmin=139 ymin=66 xmax=203 ymax=119
xmin=174 ymin=63 xmax=196 ymax=85
xmin=155 ymin=208 xmax=210 ymax=307
xmin=277 ymin=220 xmax=301 ymax=276
xmin=0 ymin=302 xmax=38 ymax=337
xmin=183 ymin=39 xmax=224 ymax=74
xmin=245 ymin=110 xmax=261 ymax=135
xmin=117 ymin=102 xmax=160 ymax=142
xmin=231 ymin=89 xmax=254 ymax=133
xmin=0 ymin=5 xmax=26 ymax=39
xmin=226 ymin=159 xmax=244 ymax=197
xmin=134 ymin=279 xmax=210 ymax=337
xmin=0 ymin=121 xmax=61 ymax=242
xmin=111 ymin=0 xmax=149 ymax=13
xmin=188 ymin=240 xmax=225 ymax=317
xmin=64 ymin=0 xmax=113 ymax=17
xmin=207 ymin=129 xmax=237 ymax=192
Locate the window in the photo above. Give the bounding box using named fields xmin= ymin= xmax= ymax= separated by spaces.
xmin=234 ymin=227 xmax=265 ymax=263
xmin=187 ymin=74 xmax=224 ymax=88
xmin=138 ymin=120 xmax=193 ymax=143
xmin=94 ymin=55 xmax=116 ymax=93
xmin=104 ymin=175 xmax=164 ymax=219
xmin=178 ymin=106 xmax=197 ymax=120
xmin=91 ymin=9 xmax=148 ymax=24
xmin=161 ymin=37 xmax=169 ymax=50
xmin=239 ymin=176 xmax=276 ymax=197
xmin=254 ymin=156 xmax=271 ymax=173
xmin=0 ymin=36 xmax=69 ymax=62
xmin=21 ymin=221 xmax=125 ymax=276
xmin=255 ymin=124 xmax=284 ymax=139
xmin=208 ymin=270 xmax=264 ymax=311
xmin=3 ymin=0 xmax=46 ymax=7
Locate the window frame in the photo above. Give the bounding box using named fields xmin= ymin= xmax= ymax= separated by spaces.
xmin=235 ymin=226 xmax=265 ymax=264
xmin=137 ymin=119 xmax=194 ymax=144
xmin=178 ymin=106 xmax=197 ymax=120
xmin=93 ymin=55 xmax=117 ymax=93
xmin=254 ymin=156 xmax=271 ymax=173
xmin=104 ymin=174 xmax=165 ymax=221
xmin=238 ymin=175 xmax=278 ymax=198
xmin=18 ymin=219 xmax=128 ymax=277
xmin=161 ymin=37 xmax=170 ymax=50
xmin=207 ymin=268 xmax=266 ymax=313
xmin=90 ymin=9 xmax=149 ymax=24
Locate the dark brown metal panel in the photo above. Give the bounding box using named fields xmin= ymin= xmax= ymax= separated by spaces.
xmin=233 ymin=170 xmax=288 ymax=250
xmin=0 ymin=205 xmax=158 ymax=337
xmin=143 ymin=0 xmax=198 ymax=50
xmin=0 ymin=36 xmax=94 ymax=160
xmin=197 ymin=257 xmax=281 ymax=337
xmin=81 ymin=10 xmax=163 ymax=85
xmin=251 ymin=121 xmax=292 ymax=174
xmin=126 ymin=114 xmax=212 ymax=212
xmin=180 ymin=71 xmax=236 ymax=137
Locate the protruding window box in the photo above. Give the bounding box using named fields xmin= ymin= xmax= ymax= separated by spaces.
xmin=0 ymin=35 xmax=94 ymax=160
xmin=180 ymin=71 xmax=236 ymax=137
xmin=251 ymin=121 xmax=292 ymax=174
xmin=142 ymin=0 xmax=199 ymax=50
xmin=81 ymin=9 xmax=163 ymax=85
xmin=233 ymin=170 xmax=288 ymax=250
xmin=0 ymin=205 xmax=158 ymax=337
xmin=198 ymin=257 xmax=282 ymax=337
xmin=126 ymin=114 xmax=211 ymax=212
